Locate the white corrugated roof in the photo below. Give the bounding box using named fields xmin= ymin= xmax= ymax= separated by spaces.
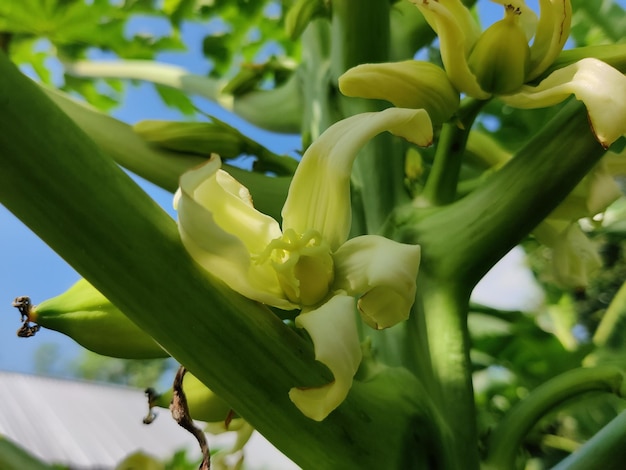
xmin=0 ymin=370 xmax=201 ymax=468
xmin=0 ymin=371 xmax=299 ymax=469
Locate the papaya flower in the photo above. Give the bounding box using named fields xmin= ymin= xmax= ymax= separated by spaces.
xmin=533 ymin=160 xmax=622 ymax=289
xmin=173 ymin=108 xmax=430 ymax=421
xmin=341 ymin=0 xmax=626 ymax=147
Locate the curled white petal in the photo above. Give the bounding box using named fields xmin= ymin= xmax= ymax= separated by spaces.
xmin=338 ymin=61 xmax=460 ymax=123
xmin=282 ymin=108 xmax=433 ymax=251
xmin=527 ymin=0 xmax=572 ymax=80
xmin=412 ymin=0 xmax=490 ymax=99
xmin=501 ymin=58 xmax=626 ymax=148
xmin=333 ymin=235 xmax=421 ymax=330
xmin=175 ymin=156 xmax=294 ymax=308
xmin=289 ymin=295 xmax=362 ymax=421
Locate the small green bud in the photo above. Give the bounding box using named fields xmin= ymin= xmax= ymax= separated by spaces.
xmin=149 ymin=372 xmax=232 ymax=424
xmin=16 ymin=279 xmax=168 ymax=359
xmin=467 ymin=7 xmax=530 ymax=94
xmin=133 ymin=119 xmax=246 ymax=159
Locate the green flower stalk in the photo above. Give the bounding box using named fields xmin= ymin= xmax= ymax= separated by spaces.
xmin=174 ymin=108 xmax=431 ymax=420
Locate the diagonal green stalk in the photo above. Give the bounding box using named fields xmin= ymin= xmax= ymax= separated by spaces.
xmin=0 ymin=53 xmax=436 ymax=469
xmin=483 ymin=366 xmax=625 ymax=469
xmin=62 ymin=59 xmax=303 ymax=134
xmin=396 ymin=99 xmax=608 ymax=286
xmin=40 ymin=85 xmax=291 ymax=222
xmin=420 ymin=98 xmax=486 ymax=206
xmin=551 ymin=409 xmax=626 ymax=470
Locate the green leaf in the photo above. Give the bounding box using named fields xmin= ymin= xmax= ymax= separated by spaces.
xmin=164 ymin=0 xmax=195 ymax=27
xmin=571 ymin=0 xmax=626 ymax=46
xmin=153 ymin=84 xmax=196 ymax=115
xmin=0 ymin=436 xmax=55 ymax=470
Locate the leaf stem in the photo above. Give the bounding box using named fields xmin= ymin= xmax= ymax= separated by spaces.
xmin=420 ymin=98 xmax=486 ymax=206
xmin=551 ymin=410 xmax=626 ymax=470
xmin=483 ymin=366 xmax=625 ymax=470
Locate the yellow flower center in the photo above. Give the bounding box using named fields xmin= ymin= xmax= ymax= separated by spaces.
xmin=261 ymin=229 xmax=334 ymax=306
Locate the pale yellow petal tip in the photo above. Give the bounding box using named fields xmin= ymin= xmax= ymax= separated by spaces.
xmin=291 ymin=296 xmax=362 ymax=420
xmin=288 ymin=381 xmax=348 ymax=421
xmin=502 ymin=59 xmax=626 ymax=148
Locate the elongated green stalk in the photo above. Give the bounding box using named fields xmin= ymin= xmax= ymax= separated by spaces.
xmin=419 ymin=278 xmax=478 ymax=470
xmin=420 ymin=98 xmax=486 ymax=206
xmin=593 ymin=280 xmax=626 ymax=347
xmin=551 ymin=410 xmax=626 ymax=470
xmin=40 ymin=85 xmax=290 ymax=221
xmin=483 ymin=366 xmax=625 ymax=469
xmin=63 ymin=59 xmax=303 ymax=133
xmin=0 ymin=53 xmax=434 ymax=469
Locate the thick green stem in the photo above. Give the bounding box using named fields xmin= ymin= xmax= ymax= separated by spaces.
xmin=397 ymin=100 xmax=607 ymax=285
xmin=419 ymin=279 xmax=479 ymax=470
xmin=483 ymin=366 xmax=625 ymax=469
xmin=331 ymin=0 xmax=411 ymax=234
xmin=0 ymin=53 xmax=437 ymax=469
xmin=299 ymin=19 xmax=340 ymax=147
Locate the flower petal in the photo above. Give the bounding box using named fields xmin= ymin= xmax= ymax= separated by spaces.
xmin=282 ymin=108 xmax=433 ymax=251
xmin=338 ymin=61 xmax=460 ymax=123
xmin=174 ymin=156 xmax=295 ymax=308
xmin=527 ymin=0 xmax=572 ymax=80
xmin=500 ymin=58 xmax=626 ymax=148
xmin=549 ymin=159 xmax=622 ymax=221
xmin=289 ymin=295 xmax=362 ymax=421
xmin=537 ymin=221 xmax=601 ymax=289
xmin=333 ymin=235 xmax=421 ymax=330
xmin=411 ymin=0 xmax=481 ymax=54
xmin=412 ymin=0 xmax=491 ymax=99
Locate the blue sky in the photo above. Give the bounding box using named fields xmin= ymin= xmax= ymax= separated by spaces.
xmin=0 ymin=1 xmax=624 ymax=376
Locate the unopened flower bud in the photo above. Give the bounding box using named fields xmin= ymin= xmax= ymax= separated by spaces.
xmin=467 ymin=7 xmax=530 ymax=94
